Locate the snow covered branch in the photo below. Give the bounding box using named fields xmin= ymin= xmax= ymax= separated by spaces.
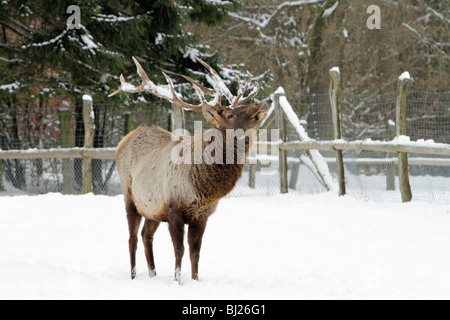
xmin=229 ymin=0 xmax=324 ymax=29
xmin=402 ymin=23 xmax=449 ymax=59
xmin=426 ymin=7 xmax=450 ymax=24
xmin=0 ymin=57 xmax=23 ymax=64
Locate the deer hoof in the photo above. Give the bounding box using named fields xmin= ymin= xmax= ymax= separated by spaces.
xmin=148 ymin=267 xmax=157 ymax=278
xmin=131 ymin=267 xmax=137 ymax=280
xmin=174 ymin=267 xmax=182 ymax=285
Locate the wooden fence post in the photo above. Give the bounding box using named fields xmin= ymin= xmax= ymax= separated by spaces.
xmin=386 ymin=119 xmax=396 ymax=191
xmin=275 ymin=91 xmax=288 ymax=194
xmin=288 ymin=152 xmax=300 ymax=190
xmin=171 ymin=103 xmax=184 ymax=132
xmin=329 ymin=67 xmax=346 ymax=196
xmin=82 ymin=95 xmax=95 ymax=195
xmin=249 ymin=162 xmax=256 ymax=189
xmin=249 ymin=105 xmax=276 ymax=189
xmin=59 ymin=108 xmax=75 ymax=194
xmin=396 ymin=72 xmax=413 ymax=202
xmin=124 ymin=112 xmax=133 ymax=136
xmin=0 ymin=122 xmax=3 ymax=191
xmin=0 ymin=157 xmax=4 ymax=191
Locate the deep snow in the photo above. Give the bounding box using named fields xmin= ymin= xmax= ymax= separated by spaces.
xmin=0 ymin=192 xmax=450 ymax=300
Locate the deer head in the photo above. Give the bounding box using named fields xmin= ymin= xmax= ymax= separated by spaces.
xmin=109 ymin=57 xmax=268 ymax=131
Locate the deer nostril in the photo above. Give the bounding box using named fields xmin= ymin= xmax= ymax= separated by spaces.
xmin=259 ymin=103 xmax=268 ymax=113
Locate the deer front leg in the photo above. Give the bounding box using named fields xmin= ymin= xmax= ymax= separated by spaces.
xmin=188 ymin=219 xmax=208 ymax=281
xmin=167 ymin=203 xmax=185 ymax=285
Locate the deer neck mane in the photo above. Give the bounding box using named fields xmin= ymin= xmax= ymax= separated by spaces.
xmin=189 ymin=128 xmax=252 ymax=202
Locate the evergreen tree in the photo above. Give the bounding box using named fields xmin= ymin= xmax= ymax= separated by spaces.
xmin=1 ymin=0 xmax=243 ymax=101
xmin=0 ymin=0 xmax=243 ymax=192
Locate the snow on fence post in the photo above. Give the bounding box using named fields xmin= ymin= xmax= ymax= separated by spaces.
xmin=275 ymin=89 xmax=289 ymax=194
xmin=82 ymin=95 xmax=95 ymax=195
xmin=329 ymin=67 xmax=346 ymax=196
xmin=59 ymin=107 xmax=75 ymax=194
xmin=396 ymin=72 xmax=413 ymax=202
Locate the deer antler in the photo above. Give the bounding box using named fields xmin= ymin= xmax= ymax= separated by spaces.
xmin=108 ymin=56 xmax=260 ymax=111
xmin=109 ymin=57 xmax=204 ymax=111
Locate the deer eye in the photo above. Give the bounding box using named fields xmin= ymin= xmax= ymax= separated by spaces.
xmin=226 ymin=114 xmax=234 ymax=120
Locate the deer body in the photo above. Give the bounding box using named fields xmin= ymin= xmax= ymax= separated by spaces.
xmin=117 ymin=126 xmax=197 ymax=223
xmin=117 ymin=126 xmax=247 ymax=223
xmin=110 ymin=57 xmax=267 ymax=283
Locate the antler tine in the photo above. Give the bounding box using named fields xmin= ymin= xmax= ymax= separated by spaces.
xmin=195 ymin=56 xmax=235 ymax=106
xmin=108 ymin=74 xmax=132 ymax=97
xmin=162 ymin=72 xmax=204 ymax=111
xmin=133 ymin=56 xmax=150 ymax=83
xmin=231 ymin=71 xmax=253 ymax=109
xmin=181 ymin=75 xmax=216 ymax=96
xmin=237 ymin=81 xmax=260 ymax=106
xmin=108 ymin=57 xmax=203 ymax=111
xmin=195 ymin=56 xmax=260 ymax=109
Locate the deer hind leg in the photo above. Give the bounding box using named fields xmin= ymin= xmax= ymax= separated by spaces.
xmin=141 ymin=219 xmax=160 ymax=278
xmin=188 ymin=219 xmax=208 ymax=281
xmin=167 ymin=202 xmax=185 ymax=285
xmin=126 ymin=199 xmax=142 ymax=280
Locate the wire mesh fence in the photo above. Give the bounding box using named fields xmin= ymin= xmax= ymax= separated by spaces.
xmin=289 ymin=91 xmax=450 ymax=204
xmin=0 ymin=91 xmax=449 ymax=204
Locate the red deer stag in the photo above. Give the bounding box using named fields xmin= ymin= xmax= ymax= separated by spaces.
xmin=109 ymin=57 xmax=268 ymax=283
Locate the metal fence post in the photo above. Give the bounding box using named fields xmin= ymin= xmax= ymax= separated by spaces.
xmin=396 ymin=72 xmax=413 ymax=202
xmin=329 ymin=67 xmax=346 ymax=196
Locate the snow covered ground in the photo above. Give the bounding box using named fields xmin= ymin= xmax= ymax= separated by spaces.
xmin=1 ymin=192 xmax=450 ymax=300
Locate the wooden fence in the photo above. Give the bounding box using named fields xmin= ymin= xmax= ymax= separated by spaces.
xmin=0 ymin=69 xmax=449 ymax=201
xmin=266 ymin=69 xmax=450 ymax=202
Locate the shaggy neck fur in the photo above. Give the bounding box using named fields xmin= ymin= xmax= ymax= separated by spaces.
xmin=190 ymin=128 xmax=252 ymax=203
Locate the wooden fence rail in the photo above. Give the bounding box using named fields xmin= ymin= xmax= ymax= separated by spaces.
xmin=0 ymin=148 xmax=116 ymax=160
xmin=279 ymin=140 xmax=450 ymax=156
